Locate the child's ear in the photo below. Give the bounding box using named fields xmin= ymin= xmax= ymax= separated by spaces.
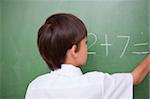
xmin=70 ymin=45 xmax=78 ymax=58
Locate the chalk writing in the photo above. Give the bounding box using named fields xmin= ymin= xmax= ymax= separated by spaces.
xmin=87 ymin=32 xmax=149 ymax=58
xmin=132 ymin=32 xmax=149 ymax=55
xmin=117 ymin=36 xmax=130 ymax=58
xmin=87 ymin=33 xmax=97 ymax=55
xmin=100 ymin=34 xmax=112 ymax=56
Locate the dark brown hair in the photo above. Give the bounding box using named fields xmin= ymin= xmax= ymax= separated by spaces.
xmin=37 ymin=13 xmax=87 ymax=70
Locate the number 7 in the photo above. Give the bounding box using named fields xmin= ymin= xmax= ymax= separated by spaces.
xmin=117 ymin=36 xmax=130 ymax=58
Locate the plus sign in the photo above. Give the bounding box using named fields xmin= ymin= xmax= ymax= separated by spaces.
xmin=100 ymin=34 xmax=112 ymax=56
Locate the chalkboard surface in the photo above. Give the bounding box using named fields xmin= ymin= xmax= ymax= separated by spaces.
xmin=0 ymin=1 xmax=2 ymax=99
xmin=1 ymin=0 xmax=149 ymax=99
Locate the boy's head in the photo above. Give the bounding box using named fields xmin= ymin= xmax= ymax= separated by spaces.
xmin=37 ymin=13 xmax=87 ymax=70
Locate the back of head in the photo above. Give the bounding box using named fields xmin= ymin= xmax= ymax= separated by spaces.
xmin=37 ymin=13 xmax=87 ymax=70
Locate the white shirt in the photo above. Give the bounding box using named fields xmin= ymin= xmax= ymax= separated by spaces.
xmin=25 ymin=64 xmax=133 ymax=99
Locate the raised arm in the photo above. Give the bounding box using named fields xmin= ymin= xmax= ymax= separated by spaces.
xmin=132 ymin=55 xmax=150 ymax=85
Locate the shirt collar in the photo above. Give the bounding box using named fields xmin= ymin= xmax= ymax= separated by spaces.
xmin=53 ymin=64 xmax=83 ymax=77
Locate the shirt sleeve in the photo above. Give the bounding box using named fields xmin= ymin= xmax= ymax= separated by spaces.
xmin=103 ymin=73 xmax=133 ymax=99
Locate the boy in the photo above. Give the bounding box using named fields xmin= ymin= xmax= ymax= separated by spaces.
xmin=25 ymin=13 xmax=150 ymax=99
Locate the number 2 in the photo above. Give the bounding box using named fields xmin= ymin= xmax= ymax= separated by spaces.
xmin=87 ymin=33 xmax=97 ymax=54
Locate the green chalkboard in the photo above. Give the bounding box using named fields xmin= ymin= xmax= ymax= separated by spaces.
xmin=149 ymin=0 xmax=150 ymax=55
xmin=148 ymin=1 xmax=150 ymax=97
xmin=0 ymin=0 xmax=2 ymax=99
xmin=1 ymin=0 xmax=149 ymax=99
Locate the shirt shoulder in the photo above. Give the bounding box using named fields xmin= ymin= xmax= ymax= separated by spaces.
xmin=84 ymin=71 xmax=132 ymax=82
xmin=25 ymin=73 xmax=53 ymax=99
xmin=28 ymin=73 xmax=52 ymax=89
